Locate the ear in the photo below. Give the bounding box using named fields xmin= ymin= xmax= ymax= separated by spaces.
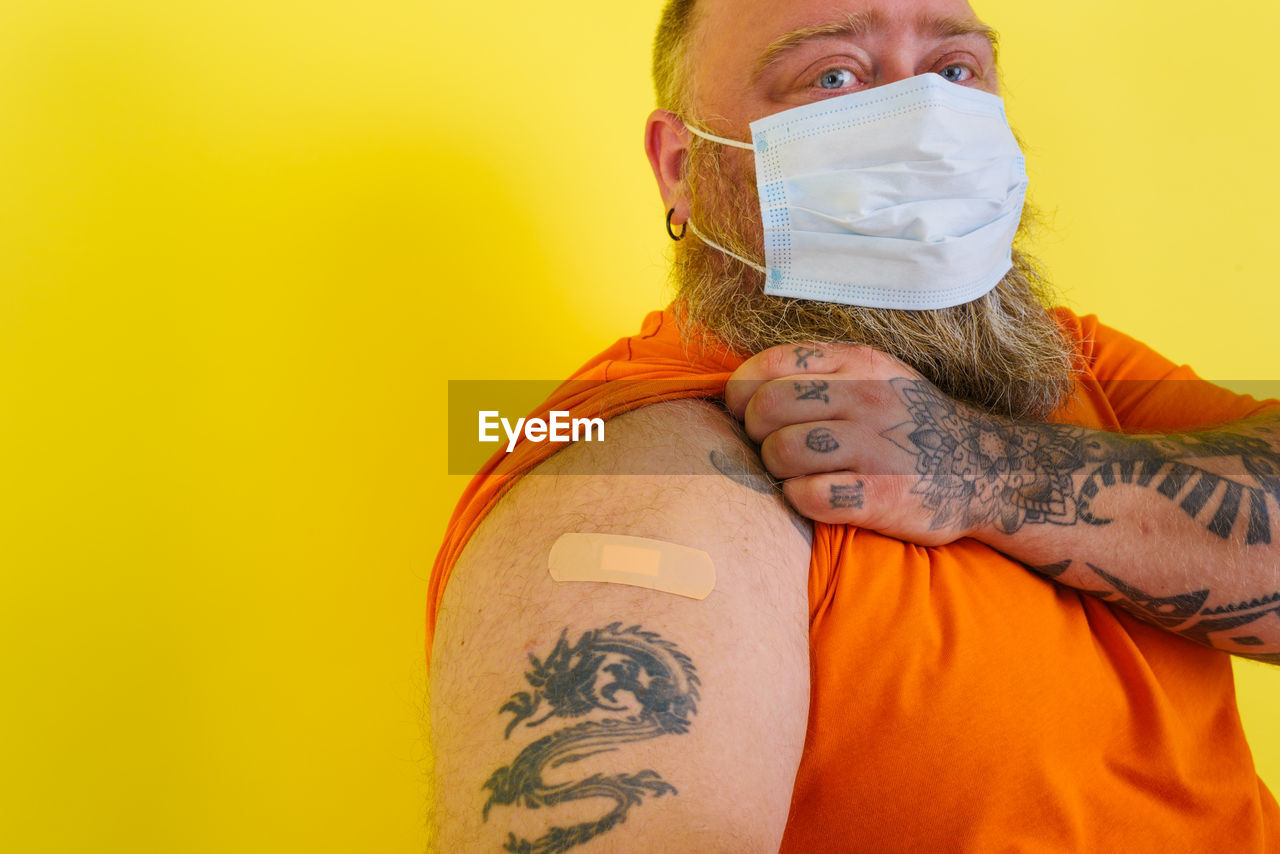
xmin=645 ymin=109 xmax=692 ymax=227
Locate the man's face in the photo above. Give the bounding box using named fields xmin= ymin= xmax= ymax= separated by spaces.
xmin=665 ymin=0 xmax=1075 ymax=421
xmin=673 ymin=0 xmax=1002 ymax=267
xmin=689 ymin=0 xmax=997 ymax=136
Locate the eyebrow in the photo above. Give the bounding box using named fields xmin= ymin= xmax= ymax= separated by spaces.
xmin=751 ymin=11 xmax=999 ymax=84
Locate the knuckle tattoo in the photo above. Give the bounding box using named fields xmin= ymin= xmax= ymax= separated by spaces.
xmin=792 ymin=345 xmax=825 ymax=369
xmin=829 ymin=480 xmax=865 ymax=510
xmin=805 ymin=427 xmax=840 ymax=454
xmin=793 ymin=379 xmax=831 ymax=404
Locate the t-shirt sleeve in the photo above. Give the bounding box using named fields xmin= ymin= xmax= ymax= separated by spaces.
xmin=1072 ymin=312 xmax=1280 ymax=432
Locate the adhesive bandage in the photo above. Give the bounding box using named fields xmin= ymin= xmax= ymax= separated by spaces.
xmin=548 ymin=533 xmax=716 ymax=600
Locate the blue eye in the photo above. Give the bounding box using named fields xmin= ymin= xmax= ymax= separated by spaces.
xmin=817 ymin=69 xmax=854 ymax=89
xmin=938 ymin=64 xmax=972 ymax=83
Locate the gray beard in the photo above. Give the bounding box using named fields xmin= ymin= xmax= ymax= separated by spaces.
xmin=671 ymin=138 xmax=1077 ymax=422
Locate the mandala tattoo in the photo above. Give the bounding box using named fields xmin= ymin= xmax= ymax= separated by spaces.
xmin=881 ymin=379 xmax=1088 ymax=533
xmin=482 ymin=623 xmax=699 ymax=853
xmin=883 ymin=378 xmax=1280 ymax=544
xmin=1052 ymin=559 xmax=1280 ymax=664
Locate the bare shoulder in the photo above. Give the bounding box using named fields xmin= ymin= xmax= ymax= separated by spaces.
xmin=428 ymin=399 xmax=812 ymax=853
xmin=490 ymin=396 xmax=812 ymax=541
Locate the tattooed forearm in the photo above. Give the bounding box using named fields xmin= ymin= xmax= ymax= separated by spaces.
xmin=482 ymin=623 xmax=699 ymax=853
xmin=1031 ymin=559 xmax=1280 ymax=664
xmin=710 ymin=447 xmax=814 ymax=547
xmin=883 ymin=378 xmax=1280 ymax=544
xmin=1075 ymin=429 xmax=1280 ymax=545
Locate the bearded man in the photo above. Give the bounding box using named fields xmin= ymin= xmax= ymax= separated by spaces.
xmin=427 ymin=1 xmax=1280 ymax=851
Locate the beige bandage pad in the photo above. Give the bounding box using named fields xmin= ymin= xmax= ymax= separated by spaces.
xmin=548 ymin=533 xmax=716 ymax=600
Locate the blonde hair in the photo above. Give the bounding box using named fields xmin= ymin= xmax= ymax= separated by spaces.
xmin=652 ymin=0 xmax=700 ymax=113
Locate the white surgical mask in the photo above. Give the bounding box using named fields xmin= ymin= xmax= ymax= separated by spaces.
xmin=683 ymin=73 xmax=1029 ymax=311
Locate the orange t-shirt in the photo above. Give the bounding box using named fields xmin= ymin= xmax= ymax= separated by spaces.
xmin=429 ymin=307 xmax=1280 ymax=852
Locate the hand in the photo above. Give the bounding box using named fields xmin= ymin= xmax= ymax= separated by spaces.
xmin=724 ymin=342 xmax=1069 ymax=546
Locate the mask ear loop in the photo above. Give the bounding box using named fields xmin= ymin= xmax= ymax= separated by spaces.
xmin=681 ymin=121 xmax=755 ymax=150
xmin=677 ymin=119 xmax=767 ymax=274
xmin=686 ymin=221 xmax=768 ymax=275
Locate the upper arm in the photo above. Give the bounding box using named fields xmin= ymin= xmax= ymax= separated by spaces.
xmin=427 ymin=400 xmax=811 ymax=853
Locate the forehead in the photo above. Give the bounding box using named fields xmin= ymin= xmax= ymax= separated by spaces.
xmin=689 ymin=0 xmax=989 ymax=101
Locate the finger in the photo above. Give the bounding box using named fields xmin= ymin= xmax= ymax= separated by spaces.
xmin=741 ymin=376 xmax=843 ymax=443
xmin=742 ymin=368 xmax=912 ymax=443
xmin=782 ymin=471 xmax=922 ymax=530
xmin=726 ymin=342 xmax=917 ymax=421
xmin=782 ymin=471 xmax=876 ymax=526
xmin=760 ymin=421 xmax=858 ymax=480
xmin=724 ymin=342 xmax=839 ymax=418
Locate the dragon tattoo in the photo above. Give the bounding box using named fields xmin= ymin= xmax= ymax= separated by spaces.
xmin=481 ymin=623 xmax=699 ymax=854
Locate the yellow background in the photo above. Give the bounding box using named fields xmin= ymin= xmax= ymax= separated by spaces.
xmin=1 ymin=1 xmax=1276 ymax=851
